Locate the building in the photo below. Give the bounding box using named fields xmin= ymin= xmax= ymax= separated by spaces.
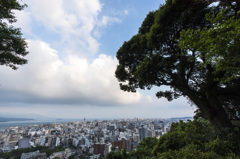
xmin=55 ymin=137 xmax=61 ymax=146
xmin=17 ymin=139 xmax=31 ymax=149
xmin=132 ymin=133 xmax=140 ymax=142
xmin=72 ymin=137 xmax=81 ymax=147
xmin=20 ymin=150 xmax=47 ymax=159
xmin=47 ymin=137 xmax=52 ymax=146
xmin=148 ymin=129 xmax=156 ymax=138
xmin=107 ymin=124 xmax=116 ymax=132
xmin=94 ymin=143 xmax=106 ymax=158
xmin=125 ymin=139 xmax=131 ymax=152
xmin=85 ymin=136 xmax=90 ymax=147
xmin=111 ymin=138 xmax=131 ymax=152
xmin=105 ymin=143 xmax=112 ymax=157
xmin=7 ymin=133 xmax=21 ymax=146
xmin=139 ymin=126 xmax=148 ymax=141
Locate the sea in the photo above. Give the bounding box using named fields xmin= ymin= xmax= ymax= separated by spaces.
xmin=0 ymin=118 xmax=91 ymax=131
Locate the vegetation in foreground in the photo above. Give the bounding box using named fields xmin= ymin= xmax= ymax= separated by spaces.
xmin=0 ymin=0 xmax=29 ymax=70
xmin=115 ymin=0 xmax=240 ymax=130
xmin=106 ymin=116 xmax=240 ymax=159
xmin=0 ymin=145 xmax=65 ymax=159
xmin=112 ymin=0 xmax=240 ymax=158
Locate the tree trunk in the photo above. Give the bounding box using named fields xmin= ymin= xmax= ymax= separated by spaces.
xmin=179 ymin=86 xmax=233 ymax=130
xmin=205 ymin=86 xmax=234 ymax=129
xmin=206 ymin=102 xmax=233 ymax=129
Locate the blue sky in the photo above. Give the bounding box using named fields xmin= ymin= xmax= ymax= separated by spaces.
xmin=0 ymin=0 xmax=196 ymax=119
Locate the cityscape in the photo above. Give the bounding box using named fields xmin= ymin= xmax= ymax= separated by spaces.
xmin=0 ymin=117 xmax=190 ymax=158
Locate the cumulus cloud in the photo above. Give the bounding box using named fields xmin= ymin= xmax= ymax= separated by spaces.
xmin=0 ymin=39 xmax=141 ymax=106
xmin=0 ymin=0 xmax=144 ymax=106
xmin=0 ymin=0 xmax=195 ymax=119
xmin=14 ymin=0 xmax=125 ymax=57
xmin=24 ymin=0 xmax=101 ymax=56
xmin=13 ymin=9 xmax=32 ymax=36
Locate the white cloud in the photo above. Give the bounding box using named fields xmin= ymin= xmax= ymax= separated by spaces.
xmin=13 ymin=10 xmax=32 ymax=36
xmin=14 ymin=0 xmax=127 ymax=57
xmin=0 ymin=0 xmax=195 ymax=119
xmin=0 ymin=0 xmax=142 ymax=107
xmin=17 ymin=0 xmax=102 ymax=56
xmin=98 ymin=16 xmax=121 ymax=28
xmin=0 ymin=39 xmax=141 ymax=106
xmin=123 ymin=10 xmax=129 ymax=15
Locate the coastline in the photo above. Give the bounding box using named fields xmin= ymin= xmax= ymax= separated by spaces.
xmin=0 ymin=119 xmax=77 ymax=131
xmin=0 ymin=118 xmax=102 ymax=131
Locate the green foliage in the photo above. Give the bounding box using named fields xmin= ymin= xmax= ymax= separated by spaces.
xmin=111 ymin=145 xmax=118 ymax=151
xmin=157 ymin=144 xmax=223 ymax=159
xmin=122 ymin=148 xmax=127 ymax=159
xmin=40 ymin=145 xmax=65 ymax=156
xmin=0 ymin=145 xmax=65 ymax=158
xmin=0 ymin=0 xmax=28 ymax=70
xmin=0 ymin=146 xmax=44 ymax=159
xmin=79 ymin=154 xmax=86 ymax=159
xmin=106 ymin=118 xmax=240 ymax=159
xmin=179 ymin=9 xmax=240 ymax=83
xmin=216 ymin=127 xmax=240 ymax=155
xmin=136 ymin=137 xmax=158 ymax=155
xmin=105 ymin=148 xmax=129 ymax=159
xmin=205 ymin=137 xmax=230 ymax=156
xmin=153 ymin=118 xmax=240 ymax=158
xmin=153 ymin=119 xmax=216 ymax=155
xmin=115 ymin=0 xmax=240 ymax=129
xmin=127 ymin=137 xmax=158 ymax=159
xmin=105 ymin=151 xmax=122 ymax=159
xmin=68 ymin=154 xmax=77 ymax=159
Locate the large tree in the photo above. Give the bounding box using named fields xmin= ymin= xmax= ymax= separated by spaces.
xmin=0 ymin=0 xmax=28 ymax=70
xmin=115 ymin=0 xmax=240 ymax=129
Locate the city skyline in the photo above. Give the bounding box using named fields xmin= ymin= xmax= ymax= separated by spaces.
xmin=0 ymin=0 xmax=196 ymax=119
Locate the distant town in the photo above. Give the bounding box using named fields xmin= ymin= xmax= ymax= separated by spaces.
xmin=0 ymin=117 xmax=192 ymax=158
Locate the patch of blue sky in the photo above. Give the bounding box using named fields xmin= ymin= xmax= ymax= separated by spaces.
xmin=97 ymin=0 xmax=164 ymax=56
xmin=30 ymin=22 xmax=61 ymax=47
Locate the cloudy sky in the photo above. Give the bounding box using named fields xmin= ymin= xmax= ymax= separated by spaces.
xmin=0 ymin=0 xmax=196 ymax=119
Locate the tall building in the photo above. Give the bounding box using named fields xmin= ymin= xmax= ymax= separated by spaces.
xmin=112 ymin=138 xmax=125 ymax=151
xmin=132 ymin=133 xmax=140 ymax=142
xmin=56 ymin=137 xmax=61 ymax=146
xmin=148 ymin=130 xmax=156 ymax=137
xmin=125 ymin=139 xmax=131 ymax=152
xmin=105 ymin=143 xmax=112 ymax=157
xmin=47 ymin=137 xmax=52 ymax=146
xmin=85 ymin=136 xmax=90 ymax=147
xmin=94 ymin=143 xmax=106 ymax=158
xmin=83 ymin=117 xmax=86 ymax=128
xmin=139 ymin=125 xmax=148 ymax=141
xmin=111 ymin=138 xmax=131 ymax=152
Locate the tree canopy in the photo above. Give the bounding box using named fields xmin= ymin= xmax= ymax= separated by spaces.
xmin=153 ymin=118 xmax=240 ymax=158
xmin=179 ymin=9 xmax=240 ymax=83
xmin=105 ymin=118 xmax=240 ymax=159
xmin=115 ymin=0 xmax=240 ymax=129
xmin=0 ymin=0 xmax=28 ymax=70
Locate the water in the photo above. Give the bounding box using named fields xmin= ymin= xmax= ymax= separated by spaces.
xmin=0 ymin=119 xmax=83 ymax=131
xmin=0 ymin=118 xmax=114 ymax=131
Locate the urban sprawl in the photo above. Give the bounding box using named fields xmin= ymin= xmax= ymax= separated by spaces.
xmin=0 ymin=118 xmax=186 ymax=158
